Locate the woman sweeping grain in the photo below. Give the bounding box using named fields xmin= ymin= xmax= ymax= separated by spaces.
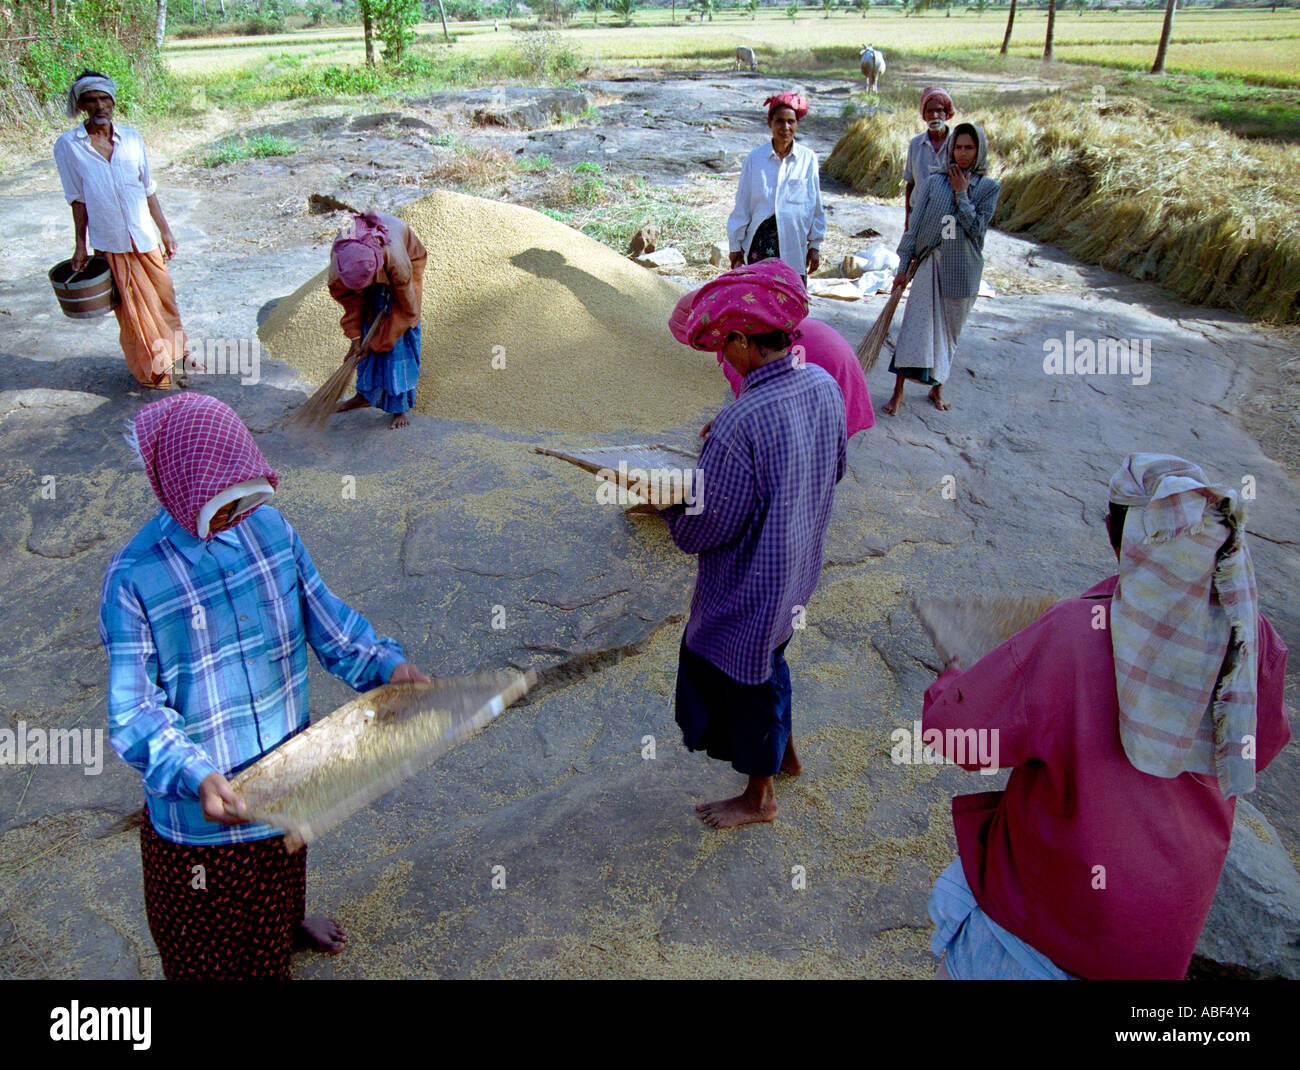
xmin=726 ymin=91 xmax=825 ymax=285
xmin=882 ymin=123 xmax=999 ymax=416
xmin=100 ymin=393 xmax=430 ymax=979
xmin=661 ymin=261 xmax=846 ymax=829
xmin=328 ymin=211 xmax=428 ymax=430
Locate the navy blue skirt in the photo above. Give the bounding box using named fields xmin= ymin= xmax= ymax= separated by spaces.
xmin=674 ymin=635 xmax=792 ymax=778
xmin=356 ymin=285 xmax=420 ymax=414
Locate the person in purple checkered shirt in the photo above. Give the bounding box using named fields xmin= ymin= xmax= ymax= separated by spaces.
xmin=662 ymin=260 xmax=846 ymax=829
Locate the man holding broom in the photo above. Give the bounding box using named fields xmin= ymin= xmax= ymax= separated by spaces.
xmin=53 ymin=70 xmax=189 ymax=390
xmin=328 ymin=211 xmax=427 ymax=430
xmin=662 ymin=260 xmax=846 ymax=828
xmin=100 ymin=393 xmax=430 ymax=979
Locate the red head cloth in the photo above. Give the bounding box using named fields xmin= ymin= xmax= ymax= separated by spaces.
xmin=332 ymin=211 xmax=389 ymax=290
xmin=764 ymin=91 xmax=810 ymax=121
xmin=919 ymin=86 xmax=955 ymax=120
xmin=131 ymin=394 xmax=278 ymax=540
xmin=678 ymin=259 xmax=809 ymax=352
xmin=669 ymin=287 xmax=699 ymax=347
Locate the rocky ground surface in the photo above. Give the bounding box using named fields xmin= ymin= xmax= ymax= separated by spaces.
xmin=1 ymin=73 xmax=1297 ymax=979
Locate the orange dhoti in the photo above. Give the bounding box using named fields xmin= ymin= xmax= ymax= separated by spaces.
xmin=101 ymin=247 xmax=187 ymax=388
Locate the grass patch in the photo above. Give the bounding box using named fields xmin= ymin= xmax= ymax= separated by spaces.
xmin=518 ymin=153 xmax=553 ymax=172
xmin=542 ymin=175 xmax=715 ymax=259
xmin=828 ymin=95 xmax=1300 ymax=323
xmin=202 ymin=134 xmax=300 ymax=167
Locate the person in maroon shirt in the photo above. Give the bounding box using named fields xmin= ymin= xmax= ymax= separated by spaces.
xmin=921 ymin=455 xmax=1290 ymax=979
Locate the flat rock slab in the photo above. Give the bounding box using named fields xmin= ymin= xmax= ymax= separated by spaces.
xmin=1 ymin=74 xmax=1297 ymax=980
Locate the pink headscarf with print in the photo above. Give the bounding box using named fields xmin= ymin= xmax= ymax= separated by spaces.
xmin=332 ymin=212 xmax=390 ymax=291
xmin=132 ymin=394 xmax=278 ymax=539
xmin=764 ymin=91 xmax=810 ymax=120
xmin=673 ymin=259 xmax=808 ymax=353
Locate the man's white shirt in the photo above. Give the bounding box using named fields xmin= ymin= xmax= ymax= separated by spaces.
xmin=727 ymin=140 xmax=826 ymax=277
xmin=53 ymin=124 xmax=160 ymax=254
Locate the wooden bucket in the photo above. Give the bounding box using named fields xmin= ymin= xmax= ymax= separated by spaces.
xmin=48 ymin=256 xmax=119 ymax=319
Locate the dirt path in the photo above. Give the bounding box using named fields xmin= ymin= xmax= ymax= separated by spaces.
xmin=1 ymin=74 xmax=1296 ymax=980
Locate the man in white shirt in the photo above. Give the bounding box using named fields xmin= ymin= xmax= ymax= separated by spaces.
xmin=53 ymin=71 xmax=188 ymax=390
xmin=727 ymin=91 xmax=825 ymax=285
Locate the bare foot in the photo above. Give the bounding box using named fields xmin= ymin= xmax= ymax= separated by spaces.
xmin=296 ymin=915 xmax=346 ymax=954
xmin=695 ymin=775 xmax=776 ymax=829
xmin=882 ymin=389 xmax=904 ymax=416
xmin=389 ymin=411 xmax=410 ymax=429
xmin=780 ymin=738 xmax=802 ymax=777
xmin=334 ymin=394 xmax=371 ymax=415
xmin=928 ymin=385 xmax=951 ymax=411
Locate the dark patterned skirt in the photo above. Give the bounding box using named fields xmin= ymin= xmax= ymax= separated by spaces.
xmin=746 ymin=215 xmax=783 ymax=265
xmin=674 ymin=635 xmax=793 ymax=778
xmin=140 ymin=816 xmax=307 ymax=980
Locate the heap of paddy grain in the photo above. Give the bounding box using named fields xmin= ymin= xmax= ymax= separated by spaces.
xmin=260 ymin=190 xmax=727 ymax=432
xmin=827 ymin=97 xmax=1300 ymax=323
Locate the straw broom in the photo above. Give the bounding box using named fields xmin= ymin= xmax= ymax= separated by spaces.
xmin=286 ymin=312 xmax=387 ymax=430
xmin=855 ymin=256 xmax=920 ymax=373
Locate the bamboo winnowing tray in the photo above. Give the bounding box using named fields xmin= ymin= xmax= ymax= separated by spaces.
xmin=535 ymin=443 xmax=700 ymax=507
xmin=911 ymin=594 xmax=1064 ymax=667
xmin=228 ymin=670 xmax=531 ymax=852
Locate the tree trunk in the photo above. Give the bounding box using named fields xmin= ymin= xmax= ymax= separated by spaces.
xmin=1043 ymin=0 xmax=1055 ymax=60
xmin=671 ymin=0 xmax=676 ymax=24
xmin=1000 ymin=0 xmax=1016 ymax=54
xmin=362 ymin=4 xmax=375 ymax=65
xmin=1151 ymin=0 xmax=1177 ymax=74
xmin=155 ymin=0 xmax=167 ymax=50
xmin=434 ymin=0 xmax=451 ymax=40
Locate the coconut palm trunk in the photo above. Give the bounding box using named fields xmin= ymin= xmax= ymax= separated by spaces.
xmin=1151 ymin=0 xmax=1177 ymax=74
xmin=1000 ymin=0 xmax=1017 ymax=55
xmin=1044 ymin=0 xmax=1056 ymax=60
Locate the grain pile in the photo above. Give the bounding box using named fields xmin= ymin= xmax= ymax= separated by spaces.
xmin=259 ymin=190 xmax=727 ymax=432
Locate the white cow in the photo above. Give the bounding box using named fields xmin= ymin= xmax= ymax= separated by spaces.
xmin=859 ymin=45 xmax=885 ymax=92
xmin=735 ymin=45 xmax=758 ymax=72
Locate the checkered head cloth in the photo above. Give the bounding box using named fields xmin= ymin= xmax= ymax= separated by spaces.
xmin=132 ymin=394 xmax=278 ymax=539
xmin=1108 ymin=453 xmax=1259 ymax=797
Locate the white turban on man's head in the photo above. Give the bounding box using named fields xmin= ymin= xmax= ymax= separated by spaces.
xmin=67 ymin=75 xmax=118 ymax=118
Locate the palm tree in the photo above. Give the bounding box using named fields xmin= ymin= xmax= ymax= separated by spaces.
xmin=1000 ymin=0 xmax=1016 ymax=54
xmin=609 ymin=0 xmax=635 ymax=23
xmin=786 ymin=2 xmax=799 ymax=21
xmin=1044 ymin=0 xmax=1056 ymax=60
xmin=746 ymin=0 xmax=759 ymax=17
xmin=694 ymin=0 xmax=715 ymax=20
xmin=822 ymin=0 xmax=833 ymax=17
xmin=586 ymin=0 xmax=604 ymax=23
xmin=1151 ymin=0 xmax=1177 ymax=74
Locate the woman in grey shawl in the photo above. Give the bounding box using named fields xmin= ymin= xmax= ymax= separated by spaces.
xmin=882 ymin=123 xmax=999 ymax=415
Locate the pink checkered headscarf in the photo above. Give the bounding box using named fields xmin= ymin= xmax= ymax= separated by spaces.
xmin=131 ymin=394 xmax=278 ymax=540
xmin=332 ymin=212 xmax=389 ymax=290
xmin=674 ymin=259 xmax=808 ymax=352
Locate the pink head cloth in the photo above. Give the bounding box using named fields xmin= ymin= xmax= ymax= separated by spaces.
xmin=919 ymin=86 xmax=955 ymax=120
xmin=332 ymin=212 xmax=389 ymax=290
xmin=133 ymin=394 xmax=278 ymax=539
xmin=764 ymin=91 xmax=810 ymax=121
xmin=675 ymin=259 xmax=809 ymax=353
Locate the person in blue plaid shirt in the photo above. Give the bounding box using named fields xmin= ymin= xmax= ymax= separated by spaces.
xmin=100 ymin=393 xmax=429 ymax=979
xmin=662 ymin=260 xmax=846 ymax=829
